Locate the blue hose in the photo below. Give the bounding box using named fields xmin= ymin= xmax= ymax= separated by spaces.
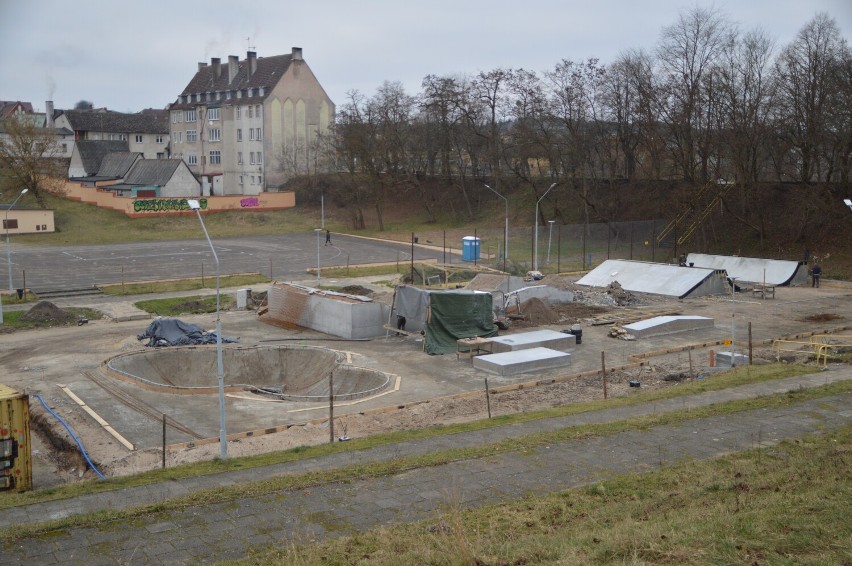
xmin=34 ymin=393 xmax=107 ymax=481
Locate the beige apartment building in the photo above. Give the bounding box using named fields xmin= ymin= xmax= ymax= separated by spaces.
xmin=169 ymin=47 xmax=334 ymax=196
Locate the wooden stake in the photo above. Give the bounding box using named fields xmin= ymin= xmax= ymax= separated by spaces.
xmin=162 ymin=414 xmax=167 ymax=469
xmin=601 ymin=351 xmax=608 ymax=399
xmin=688 ymin=348 xmax=694 ymax=377
xmin=485 ymin=378 xmax=492 ymax=419
xmin=748 ymin=322 xmax=753 ymax=365
xmin=329 ymin=371 xmax=335 ymax=443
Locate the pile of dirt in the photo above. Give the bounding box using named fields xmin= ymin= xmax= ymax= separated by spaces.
xmin=20 ymin=301 xmax=77 ymax=323
xmin=337 ymin=285 xmax=374 ymax=297
xmin=506 ymin=297 xmax=560 ymax=326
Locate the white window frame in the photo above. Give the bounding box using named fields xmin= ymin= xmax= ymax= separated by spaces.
xmin=255 ymin=105 xmax=262 ymax=118
xmin=238 ymin=152 xmax=243 ymax=165
xmin=207 ymin=107 xmax=220 ymax=121
xmin=248 ymin=106 xmax=253 ymax=118
xmin=156 ymin=135 xmax=164 ymax=144
xmin=236 ymin=106 xmax=241 ymax=119
xmin=187 ymin=154 xmax=197 ymax=165
xmin=209 ymin=128 xmax=221 ymax=142
xmin=135 ymin=135 xmax=143 ymax=143
xmin=257 ymin=151 xmax=262 ymax=164
xmin=209 ymin=150 xmax=221 ymax=165
xmin=186 ymin=129 xmax=197 ymax=143
xmin=250 ymin=152 xmax=255 ymax=165
xmin=185 ymin=109 xmax=196 ymax=122
xmin=249 ymin=128 xmax=255 ymax=141
xmin=256 ymin=127 xmax=263 ymax=141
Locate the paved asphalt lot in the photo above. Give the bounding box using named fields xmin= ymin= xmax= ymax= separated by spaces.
xmin=10 ymin=233 xmax=452 ymax=292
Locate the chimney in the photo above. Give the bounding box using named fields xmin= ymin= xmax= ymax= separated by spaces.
xmin=228 ymin=55 xmax=239 ymax=84
xmin=292 ymin=47 xmax=303 ymax=61
xmin=45 ymin=100 xmax=54 ymax=129
xmin=198 ymin=62 xmax=208 ymax=71
xmin=211 ymin=57 xmax=221 ymax=79
xmin=247 ymin=51 xmax=257 ymax=77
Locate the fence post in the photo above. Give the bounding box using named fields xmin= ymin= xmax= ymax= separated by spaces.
xmin=601 ymin=351 xmax=608 ymax=399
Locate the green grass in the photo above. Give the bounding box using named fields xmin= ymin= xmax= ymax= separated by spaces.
xmin=245 ymin=424 xmax=852 ymax=565
xmin=0 ymin=307 xmax=101 ymax=331
xmin=0 ymin=364 xmax=841 ymax=544
xmin=13 ymin=192 xmax=320 ymax=246
xmin=0 ymin=290 xmax=39 ymax=304
xmin=99 ymin=273 xmax=268 ymax=296
xmin=134 ymin=294 xmax=236 ymax=315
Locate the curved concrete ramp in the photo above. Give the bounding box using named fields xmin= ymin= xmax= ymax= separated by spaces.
xmin=686 ymin=253 xmax=807 ymax=286
xmin=105 ymin=345 xmax=393 ymax=401
xmin=577 ymin=260 xmax=728 ymax=299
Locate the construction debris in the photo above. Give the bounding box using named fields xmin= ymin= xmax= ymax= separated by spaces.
xmin=608 ymin=325 xmax=637 ymax=340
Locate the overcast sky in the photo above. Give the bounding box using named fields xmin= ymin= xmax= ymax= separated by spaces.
xmin=1 ymin=0 xmax=849 ymax=114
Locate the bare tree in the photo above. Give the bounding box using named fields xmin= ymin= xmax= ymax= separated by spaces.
xmin=0 ymin=118 xmax=63 ymax=208
xmin=656 ymin=6 xmax=732 ymax=182
xmin=774 ymin=13 xmax=850 ymax=183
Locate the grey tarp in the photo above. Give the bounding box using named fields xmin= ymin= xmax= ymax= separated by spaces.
xmin=137 ymin=318 xmax=239 ymax=347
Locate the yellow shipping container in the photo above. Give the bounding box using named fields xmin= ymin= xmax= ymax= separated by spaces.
xmin=0 ymin=384 xmax=32 ymax=492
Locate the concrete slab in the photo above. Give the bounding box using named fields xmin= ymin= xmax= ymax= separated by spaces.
xmin=489 ymin=329 xmax=576 ymax=353
xmin=624 ymin=315 xmax=714 ymax=338
xmin=473 ymin=347 xmax=572 ymax=376
xmin=686 ymin=253 xmax=807 ymax=286
xmin=576 ymin=260 xmax=728 ymax=298
xmin=715 ymin=351 xmax=750 ymax=367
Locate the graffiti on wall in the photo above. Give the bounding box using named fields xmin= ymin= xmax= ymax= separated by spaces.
xmin=240 ymin=197 xmax=260 ymax=208
xmin=133 ymin=198 xmax=208 ymax=213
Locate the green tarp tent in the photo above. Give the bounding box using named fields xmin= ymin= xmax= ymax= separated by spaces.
xmin=424 ymin=292 xmax=497 ymax=355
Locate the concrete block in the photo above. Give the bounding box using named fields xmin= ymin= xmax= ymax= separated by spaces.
xmin=715 ymin=351 xmax=749 ymax=367
xmin=473 ymin=347 xmax=571 ymax=376
xmin=490 ymin=329 xmax=575 ymax=353
xmin=623 ymin=315 xmax=714 ymax=338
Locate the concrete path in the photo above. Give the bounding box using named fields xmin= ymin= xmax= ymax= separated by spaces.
xmin=2 ymin=367 xmax=850 ymax=565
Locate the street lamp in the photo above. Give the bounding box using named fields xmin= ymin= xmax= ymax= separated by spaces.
xmin=483 ymin=184 xmax=508 ymax=272
xmin=6 ymin=188 xmax=28 ymax=294
xmin=187 ymin=199 xmax=227 ymax=460
xmin=314 ymin=228 xmax=322 ymax=286
xmin=533 ymin=183 xmax=557 ymax=271
xmin=546 ymin=220 xmax=555 ymax=265
xmin=844 ymin=198 xmax=852 ymax=211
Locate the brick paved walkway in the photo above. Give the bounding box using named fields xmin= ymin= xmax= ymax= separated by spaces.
xmin=2 ymin=368 xmax=850 ymax=565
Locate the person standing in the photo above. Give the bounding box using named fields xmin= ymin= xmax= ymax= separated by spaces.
xmin=325 ymin=229 xmax=331 ymax=246
xmin=811 ymin=263 xmax=822 ymax=288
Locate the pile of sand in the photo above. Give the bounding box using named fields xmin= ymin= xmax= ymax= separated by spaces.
xmin=506 ymin=297 xmax=560 ymax=325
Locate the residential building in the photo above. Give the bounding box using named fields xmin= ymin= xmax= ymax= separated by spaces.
xmin=0 ymin=100 xmax=74 ymax=158
xmin=68 ymin=140 xmax=130 ymax=178
xmin=101 ymin=158 xmax=200 ymax=198
xmin=55 ymin=108 xmax=169 ymax=159
xmin=170 ymin=47 xmax=334 ymax=195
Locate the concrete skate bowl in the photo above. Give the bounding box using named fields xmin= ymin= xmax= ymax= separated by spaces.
xmin=104 ymin=345 xmax=394 ymax=402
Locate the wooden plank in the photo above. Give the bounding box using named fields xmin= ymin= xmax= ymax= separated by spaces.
xmin=58 ymin=384 xmax=136 ymax=451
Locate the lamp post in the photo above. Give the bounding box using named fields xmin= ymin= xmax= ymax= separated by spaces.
xmin=187 ymin=199 xmax=227 ymax=460
xmin=546 ymin=220 xmax=555 ymax=265
xmin=315 ymin=228 xmax=322 ymax=286
xmin=483 ymin=184 xmax=508 ymax=272
xmin=844 ymin=198 xmax=852 ymax=211
xmin=6 ymin=188 xmax=28 ymax=294
xmin=533 ymin=183 xmax=557 ymax=271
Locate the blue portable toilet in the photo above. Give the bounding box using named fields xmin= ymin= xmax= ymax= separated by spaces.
xmin=462 ymin=236 xmax=481 ymax=261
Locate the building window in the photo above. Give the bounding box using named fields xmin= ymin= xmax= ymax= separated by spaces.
xmin=135 ymin=135 xmax=143 ymax=143
xmin=236 ymin=106 xmax=241 ymax=119
xmin=172 ymin=113 xmax=178 ymax=123
xmin=185 ymin=109 xmax=196 ymax=122
xmin=156 ymin=135 xmax=164 ymax=143
xmin=256 ymin=127 xmax=263 ymax=141
xmin=237 ymin=128 xmax=242 ymax=141
xmin=258 ymin=175 xmax=262 ymax=185
xmin=249 ymin=128 xmax=255 ymax=141
xmin=207 ymin=108 xmax=220 ymax=121
xmin=250 ymin=176 xmax=255 ymax=185
xmin=239 ymin=175 xmax=243 ymax=185
xmin=250 ymin=152 xmax=255 ymax=165
xmin=61 ymin=143 xmax=68 ymax=153
xmin=209 ymin=128 xmax=221 ymax=142
xmin=209 ymin=150 xmax=221 ymax=165
xmin=175 ymin=132 xmax=182 ymax=143
xmin=188 ymin=154 xmax=197 ymax=165
xmin=255 ymin=105 xmax=262 ymax=118
xmin=186 ymin=129 xmax=196 ymax=142
xmin=257 ymin=151 xmax=262 ymax=164
xmin=238 ymin=152 xmax=243 ymax=165
xmin=248 ymin=105 xmax=253 ymax=118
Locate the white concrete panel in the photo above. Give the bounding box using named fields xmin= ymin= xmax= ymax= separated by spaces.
xmin=577 ymin=260 xmax=728 ymax=298
xmin=473 ymin=347 xmax=571 ymax=376
xmin=490 ymin=330 xmax=575 ymax=353
xmin=624 ymin=315 xmax=714 ymax=338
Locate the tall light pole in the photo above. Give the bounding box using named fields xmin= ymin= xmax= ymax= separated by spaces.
xmin=6 ymin=188 xmax=28 ymax=294
xmin=483 ymin=184 xmax=508 ymax=272
xmin=844 ymin=198 xmax=852 ymax=211
xmin=533 ymin=183 xmax=557 ymax=271
xmin=546 ymin=220 xmax=555 ymax=265
xmin=187 ymin=199 xmax=227 ymax=460
xmin=315 ymin=228 xmax=322 ymax=286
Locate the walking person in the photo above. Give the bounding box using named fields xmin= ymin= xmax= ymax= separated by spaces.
xmin=325 ymin=229 xmax=331 ymax=246
xmin=811 ymin=263 xmax=822 ymax=288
